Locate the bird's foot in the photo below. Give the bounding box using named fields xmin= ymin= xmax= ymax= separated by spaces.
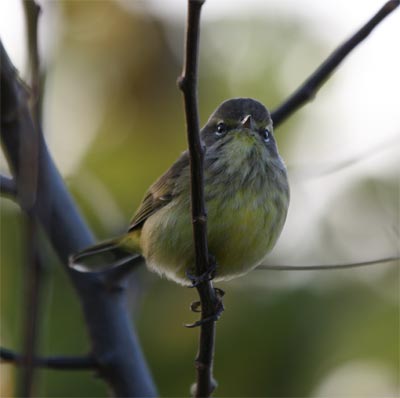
xmin=186 ymin=254 xmax=217 ymax=287
xmin=185 ymin=288 xmax=225 ymax=328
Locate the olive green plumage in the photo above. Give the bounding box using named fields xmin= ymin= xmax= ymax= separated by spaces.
xmin=72 ymin=98 xmax=290 ymax=286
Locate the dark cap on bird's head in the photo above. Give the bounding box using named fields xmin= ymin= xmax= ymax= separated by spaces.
xmin=201 ymin=98 xmax=274 ymax=147
xmin=210 ymin=98 xmax=271 ymax=124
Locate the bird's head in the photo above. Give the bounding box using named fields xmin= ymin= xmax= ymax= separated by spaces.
xmin=201 ymin=98 xmax=278 ymax=159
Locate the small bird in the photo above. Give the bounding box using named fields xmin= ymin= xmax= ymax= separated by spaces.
xmin=72 ymin=98 xmax=290 ymax=286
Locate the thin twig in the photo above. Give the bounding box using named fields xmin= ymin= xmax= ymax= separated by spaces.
xmin=271 ymin=0 xmax=399 ymax=128
xmin=18 ymin=3 xmax=43 ymax=396
xmin=11 ymin=3 xmax=40 ymax=211
xmin=178 ymin=0 xmax=209 ymax=284
xmin=0 ymin=347 xmax=97 ymax=370
xmin=24 ymin=0 xmax=42 ymax=119
xmin=178 ymin=1 xmax=219 ymax=397
xmin=258 ymin=256 xmax=399 ymax=271
xmin=0 ymin=175 xmax=17 ymax=197
xmin=19 ymin=222 xmax=47 ymax=397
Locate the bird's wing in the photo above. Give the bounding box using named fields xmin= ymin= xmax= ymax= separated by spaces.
xmin=128 ymin=151 xmax=189 ymax=231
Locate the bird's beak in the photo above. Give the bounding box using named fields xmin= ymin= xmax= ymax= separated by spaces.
xmin=241 ymin=114 xmax=256 ymax=130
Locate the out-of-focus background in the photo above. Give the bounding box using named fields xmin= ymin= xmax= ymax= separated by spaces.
xmin=1 ymin=0 xmax=399 ymax=396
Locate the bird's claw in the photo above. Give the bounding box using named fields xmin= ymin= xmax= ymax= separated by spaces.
xmin=185 ymin=287 xmax=225 ymax=328
xmin=190 ymin=300 xmax=202 ymax=313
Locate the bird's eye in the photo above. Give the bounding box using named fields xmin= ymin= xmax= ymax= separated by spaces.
xmin=262 ymin=128 xmax=271 ymax=142
xmin=216 ymin=122 xmax=227 ymax=137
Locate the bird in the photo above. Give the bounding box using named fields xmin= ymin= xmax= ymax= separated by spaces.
xmin=71 ymin=98 xmax=290 ymax=286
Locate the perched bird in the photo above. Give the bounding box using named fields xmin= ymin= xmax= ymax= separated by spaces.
xmin=72 ymin=98 xmax=290 ymax=286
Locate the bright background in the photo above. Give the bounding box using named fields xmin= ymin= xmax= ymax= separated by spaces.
xmin=1 ymin=0 xmax=399 ymax=396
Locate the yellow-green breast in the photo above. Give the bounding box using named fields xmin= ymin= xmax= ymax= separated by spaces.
xmin=138 ymin=133 xmax=289 ymax=286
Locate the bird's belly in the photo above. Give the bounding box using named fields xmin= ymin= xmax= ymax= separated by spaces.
xmin=140 ymin=190 xmax=286 ymax=286
xmin=206 ymin=194 xmax=281 ymax=281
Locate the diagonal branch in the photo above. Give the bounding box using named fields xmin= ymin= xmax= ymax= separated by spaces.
xmin=0 ymin=174 xmax=17 ymax=197
xmin=0 ymin=347 xmax=97 ymax=370
xmin=178 ymin=1 xmax=219 ymax=397
xmin=0 ymin=41 xmax=156 ymax=397
xmin=271 ymin=0 xmax=399 ymax=128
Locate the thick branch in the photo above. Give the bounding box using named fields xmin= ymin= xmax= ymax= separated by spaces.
xmin=178 ymin=1 xmax=219 ymax=397
xmin=0 ymin=175 xmax=17 ymax=197
xmin=0 ymin=347 xmax=96 ymax=370
xmin=0 ymin=41 xmax=156 ymax=397
xmin=271 ymin=0 xmax=399 ymax=128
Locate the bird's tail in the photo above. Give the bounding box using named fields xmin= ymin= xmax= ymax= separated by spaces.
xmin=70 ymin=234 xmax=142 ymax=272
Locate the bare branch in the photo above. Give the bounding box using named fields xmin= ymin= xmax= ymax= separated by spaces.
xmin=0 ymin=41 xmax=157 ymax=397
xmin=0 ymin=347 xmax=96 ymax=370
xmin=24 ymin=0 xmax=41 ymax=101
xmin=271 ymin=0 xmax=400 ymax=128
xmin=0 ymin=175 xmax=17 ymax=197
xmin=19 ymin=224 xmax=47 ymax=398
xmin=19 ymin=3 xmax=45 ymax=396
xmin=257 ymin=256 xmax=399 ymax=271
xmin=178 ymin=1 xmax=219 ymax=397
xmin=178 ymin=0 xmax=209 ymax=282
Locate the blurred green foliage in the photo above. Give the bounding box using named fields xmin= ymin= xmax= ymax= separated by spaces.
xmin=1 ymin=1 xmax=398 ymax=397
